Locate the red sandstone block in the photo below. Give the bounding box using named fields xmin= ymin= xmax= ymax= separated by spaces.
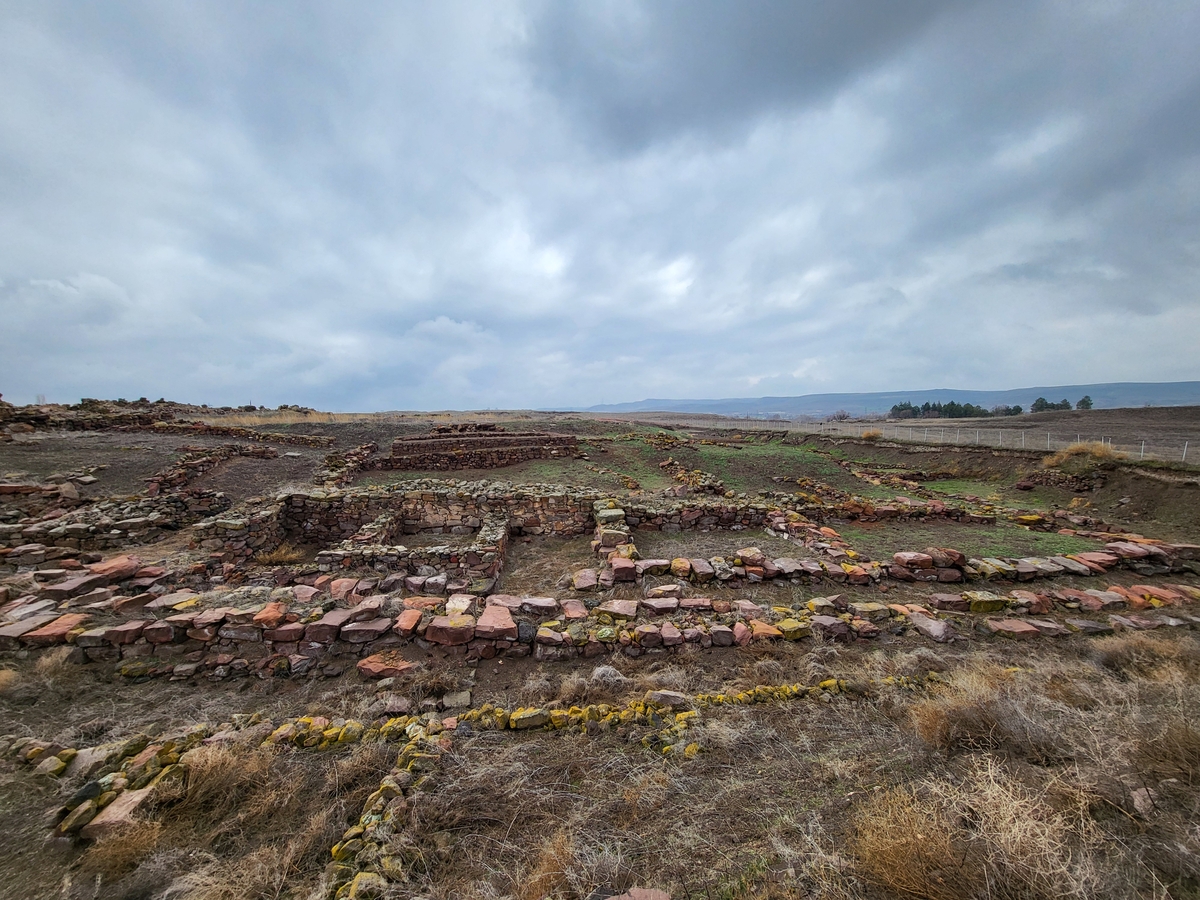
xmin=304 ymin=607 xmax=356 ymax=642
xmin=425 ymin=614 xmax=474 ymax=645
xmin=24 ymin=613 xmax=89 ymax=645
xmin=104 ymin=620 xmax=148 ymax=645
xmin=264 ymin=621 xmax=306 ymax=642
xmin=393 ymin=608 xmax=422 ymax=636
xmin=253 ymin=602 xmax=287 ymax=628
xmin=475 ymin=605 xmax=517 ymax=640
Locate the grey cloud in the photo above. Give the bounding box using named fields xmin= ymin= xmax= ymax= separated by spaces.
xmin=527 ymin=0 xmax=960 ymax=151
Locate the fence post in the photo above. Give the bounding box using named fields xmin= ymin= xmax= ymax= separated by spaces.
xmin=976 ymin=429 xmax=980 ymax=444
xmin=1140 ymin=441 xmax=1145 ymax=460
xmin=1047 ymin=433 xmax=1050 ymax=450
xmin=1185 ymin=441 xmax=1190 ymax=463
xmin=999 ymin=430 xmax=1003 ymax=447
xmin=957 ymin=428 xmax=961 ymax=444
xmin=1021 ymin=431 xmax=1024 ymax=449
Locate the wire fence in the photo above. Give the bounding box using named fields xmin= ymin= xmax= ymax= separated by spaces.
xmin=808 ymin=420 xmax=1193 ymax=464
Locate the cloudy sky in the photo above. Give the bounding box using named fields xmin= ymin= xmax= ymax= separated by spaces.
xmin=1 ymin=1 xmax=1198 ymax=411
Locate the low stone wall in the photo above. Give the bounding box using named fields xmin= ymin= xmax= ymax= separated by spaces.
xmin=115 ymin=421 xmax=334 ymax=447
xmin=314 ymin=512 xmax=510 ymax=580
xmin=189 ymin=479 xmax=994 ymax=574
xmin=387 ymin=432 xmax=578 ymax=470
xmin=314 ymin=442 xmax=379 ymax=486
xmin=145 ymin=444 xmax=277 ymax=496
xmin=191 ymin=507 xmax=284 ymax=562
xmin=0 ymin=492 xmax=230 ymax=563
xmin=5 ymin=577 xmax=1199 ymax=691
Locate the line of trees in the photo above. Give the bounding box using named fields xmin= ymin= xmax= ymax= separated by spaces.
xmin=890 ymin=395 xmax=1095 ymax=419
xmin=1032 ymin=395 xmax=1093 ymax=411
xmin=889 ymin=401 xmax=1023 ymax=419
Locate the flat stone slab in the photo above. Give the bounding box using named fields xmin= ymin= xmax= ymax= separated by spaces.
xmin=596 ymin=599 xmax=638 ymax=620
xmin=986 ymin=618 xmax=1040 ymax=639
xmin=357 ymin=651 xmax=416 ymax=679
xmin=0 ymin=614 xmax=59 ymax=649
xmin=425 ymin=614 xmax=475 ymax=645
xmin=80 ymin=787 xmax=154 ymax=840
xmin=340 ymin=618 xmax=394 ymax=642
xmin=571 ymin=569 xmax=599 ymax=591
xmin=23 ymin=613 xmax=89 ymax=646
xmin=641 ymin=597 xmax=679 ymax=615
xmin=475 ymin=605 xmax=517 ymax=640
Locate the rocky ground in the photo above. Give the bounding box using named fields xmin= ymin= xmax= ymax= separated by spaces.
xmin=2 ymin=401 xmax=1200 ymax=900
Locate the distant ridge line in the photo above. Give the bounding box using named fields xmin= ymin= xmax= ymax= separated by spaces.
xmin=583 ymin=381 xmax=1200 ymax=418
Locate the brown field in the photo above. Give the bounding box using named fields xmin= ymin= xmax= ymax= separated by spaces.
xmin=2 ymin=403 xmax=1200 ymax=899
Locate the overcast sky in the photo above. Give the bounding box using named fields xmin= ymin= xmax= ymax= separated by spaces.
xmin=2 ymin=1 xmax=1198 ymax=411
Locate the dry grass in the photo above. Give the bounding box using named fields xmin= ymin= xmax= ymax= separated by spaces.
xmin=252 ymin=541 xmax=307 ymax=565
xmin=1044 ymin=440 xmax=1128 ymax=468
xmin=519 ymin=829 xmax=575 ymax=900
xmin=906 ymin=662 xmax=1064 ymax=762
xmin=1137 ymin=715 xmax=1200 ymax=786
xmin=33 ymin=646 xmax=74 ymax=679
xmin=860 ymin=429 xmax=882 ymax=441
xmin=1091 ymin=632 xmax=1200 ymax=679
xmin=0 ymin=668 xmax=18 ymax=694
xmin=849 ymin=759 xmax=1101 ymax=900
xmin=79 ymin=741 xmax=393 ymax=900
xmin=78 ymin=821 xmax=164 ymax=882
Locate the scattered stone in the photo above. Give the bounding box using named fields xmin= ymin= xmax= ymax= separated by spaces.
xmin=357 ymin=652 xmax=416 ymax=679
xmin=985 ymin=618 xmax=1040 ymax=639
xmin=909 ymin=613 xmax=956 ymax=643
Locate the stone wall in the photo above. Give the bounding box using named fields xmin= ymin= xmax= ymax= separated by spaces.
xmin=115 ymin=421 xmax=334 ymax=447
xmin=387 ymin=432 xmax=578 ymax=471
xmin=145 ymin=444 xmax=277 ymax=496
xmin=0 ymin=492 xmax=230 ymax=563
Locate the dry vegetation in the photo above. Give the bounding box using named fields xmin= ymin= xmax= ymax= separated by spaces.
xmin=253 ymin=541 xmax=308 ymax=566
xmin=49 ymin=633 xmax=1197 ymax=900
xmin=77 ymin=741 xmax=394 ymax=900
xmin=1044 ymin=440 xmax=1129 ymax=468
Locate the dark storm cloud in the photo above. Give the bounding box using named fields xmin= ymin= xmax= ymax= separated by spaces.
xmin=527 ymin=0 xmax=959 ymax=151
xmin=0 ymin=0 xmax=1197 ymax=410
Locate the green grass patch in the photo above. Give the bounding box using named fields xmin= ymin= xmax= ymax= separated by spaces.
xmin=832 ymin=520 xmax=1102 ymax=561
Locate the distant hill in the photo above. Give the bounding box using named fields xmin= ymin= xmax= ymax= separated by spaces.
xmin=584 ymin=382 xmax=1200 ymax=419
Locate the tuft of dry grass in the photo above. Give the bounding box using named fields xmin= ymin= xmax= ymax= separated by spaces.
xmin=79 ymin=821 xmax=164 ymax=882
xmin=252 ymin=541 xmax=306 ymax=565
xmin=1137 ymin=715 xmax=1200 ymax=786
xmin=33 ymin=646 xmax=74 ymax=680
xmin=906 ymin=663 xmax=1063 ymax=762
xmin=1044 ymin=440 xmax=1127 ymax=468
xmin=519 ymin=829 xmax=575 ymax=900
xmin=1091 ymin=632 xmax=1200 ymax=680
xmin=82 ymin=741 xmax=393 ymax=900
xmin=849 ymin=759 xmax=1101 ymax=900
xmin=860 ymin=429 xmax=882 ymax=441
xmin=0 ymin=668 xmax=18 ymax=694
xmin=409 ymin=665 xmax=462 ymax=701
